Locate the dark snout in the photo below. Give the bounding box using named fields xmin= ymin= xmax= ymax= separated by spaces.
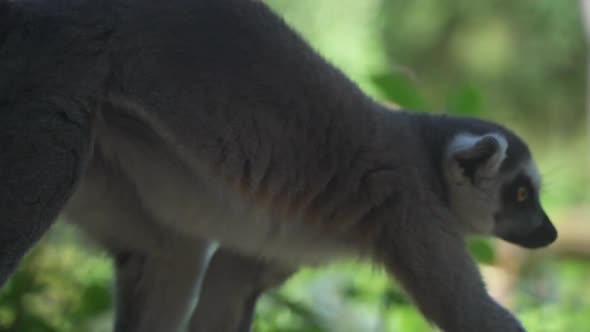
xmin=499 ymin=212 xmax=557 ymax=249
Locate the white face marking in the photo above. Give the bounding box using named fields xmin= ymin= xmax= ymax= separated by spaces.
xmin=523 ymin=159 xmax=542 ymax=191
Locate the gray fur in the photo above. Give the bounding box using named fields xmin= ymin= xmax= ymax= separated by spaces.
xmin=444 ymin=133 xmax=508 ymax=234
xmin=0 ymin=0 xmax=556 ymax=331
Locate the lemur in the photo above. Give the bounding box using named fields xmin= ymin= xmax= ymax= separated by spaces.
xmin=0 ymin=0 xmax=556 ymax=331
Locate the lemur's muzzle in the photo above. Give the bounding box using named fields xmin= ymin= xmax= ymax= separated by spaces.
xmin=499 ymin=212 xmax=557 ymax=249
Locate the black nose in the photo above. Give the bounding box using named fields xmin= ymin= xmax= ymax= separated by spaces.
xmin=519 ymin=217 xmax=557 ymax=249
xmin=500 ymin=214 xmax=558 ymax=249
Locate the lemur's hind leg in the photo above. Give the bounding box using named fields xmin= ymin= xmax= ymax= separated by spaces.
xmin=189 ymin=248 xmax=293 ymax=332
xmin=0 ymin=103 xmax=93 ymax=286
xmin=112 ymin=239 xmax=214 ymax=332
xmin=64 ymin=148 xmax=216 ymax=332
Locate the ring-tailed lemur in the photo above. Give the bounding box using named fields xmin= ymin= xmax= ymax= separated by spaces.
xmin=0 ymin=0 xmax=556 ymax=331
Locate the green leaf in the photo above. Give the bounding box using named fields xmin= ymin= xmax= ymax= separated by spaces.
xmin=446 ymin=84 xmax=483 ymax=116
xmin=370 ymin=72 xmax=428 ymax=109
xmin=73 ymin=283 xmax=112 ymax=320
xmin=467 ymin=238 xmax=496 ymax=264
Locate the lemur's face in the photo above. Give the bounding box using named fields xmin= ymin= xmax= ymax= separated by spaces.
xmin=444 ymin=133 xmax=557 ymax=248
xmin=493 ymin=161 xmax=556 ymax=248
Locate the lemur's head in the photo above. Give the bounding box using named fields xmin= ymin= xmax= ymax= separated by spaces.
xmin=443 ymin=128 xmax=557 ymax=248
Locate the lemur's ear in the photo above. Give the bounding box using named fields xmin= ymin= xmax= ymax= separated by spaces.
xmin=446 ymin=133 xmax=508 ymax=183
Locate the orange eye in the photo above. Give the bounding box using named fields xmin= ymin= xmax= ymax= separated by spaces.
xmin=517 ymin=187 xmax=528 ymax=202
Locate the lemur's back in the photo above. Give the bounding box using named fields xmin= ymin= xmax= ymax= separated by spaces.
xmin=106 ymin=0 xmax=385 ymax=191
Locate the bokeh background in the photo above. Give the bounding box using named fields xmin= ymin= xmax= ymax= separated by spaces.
xmin=1 ymin=0 xmax=589 ymax=331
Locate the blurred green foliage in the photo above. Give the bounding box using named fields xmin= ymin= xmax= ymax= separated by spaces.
xmin=0 ymin=229 xmax=113 ymax=332
xmin=1 ymin=0 xmax=589 ymax=331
